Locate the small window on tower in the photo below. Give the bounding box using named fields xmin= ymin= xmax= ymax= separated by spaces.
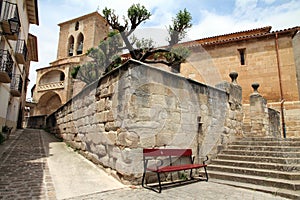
xmin=238 ymin=48 xmax=246 ymax=65
xmin=75 ymin=21 xmax=79 ymax=31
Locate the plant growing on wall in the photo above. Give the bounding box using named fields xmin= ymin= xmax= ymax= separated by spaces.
xmin=72 ymin=4 xmax=192 ymax=84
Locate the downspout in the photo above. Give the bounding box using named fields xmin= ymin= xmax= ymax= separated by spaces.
xmin=275 ymin=33 xmax=286 ymax=138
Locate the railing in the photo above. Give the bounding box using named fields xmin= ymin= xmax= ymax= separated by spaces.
xmin=0 ymin=49 xmax=13 ymax=80
xmin=0 ymin=1 xmax=20 ymax=35
xmin=15 ymin=39 xmax=28 ymax=63
xmin=10 ymin=74 xmax=23 ymax=96
xmin=38 ymin=81 xmax=64 ymax=91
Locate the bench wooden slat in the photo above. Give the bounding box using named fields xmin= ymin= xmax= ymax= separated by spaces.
xmin=147 ymin=163 xmax=207 ymax=173
xmin=143 ymin=148 xmax=192 ymax=157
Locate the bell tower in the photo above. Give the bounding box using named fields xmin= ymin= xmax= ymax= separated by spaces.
xmin=32 ymin=12 xmax=109 ymax=116
xmin=56 ymin=12 xmax=109 ymax=59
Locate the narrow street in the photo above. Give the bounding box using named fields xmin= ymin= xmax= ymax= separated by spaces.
xmin=0 ymin=129 xmax=288 ymax=200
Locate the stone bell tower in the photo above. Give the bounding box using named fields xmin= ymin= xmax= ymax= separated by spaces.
xmin=32 ymin=12 xmax=109 ymax=117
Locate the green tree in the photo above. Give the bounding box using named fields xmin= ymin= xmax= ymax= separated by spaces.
xmin=71 ymin=31 xmax=122 ymax=84
xmin=73 ymin=4 xmax=192 ymax=84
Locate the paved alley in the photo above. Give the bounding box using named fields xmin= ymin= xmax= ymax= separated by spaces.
xmin=0 ymin=129 xmax=290 ymax=199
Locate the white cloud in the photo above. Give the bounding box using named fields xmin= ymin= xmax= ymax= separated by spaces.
xmin=188 ymin=0 xmax=300 ymax=40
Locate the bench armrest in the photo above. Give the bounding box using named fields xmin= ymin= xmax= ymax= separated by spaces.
xmin=203 ymin=156 xmax=209 ymax=165
xmin=191 ymin=155 xmax=195 ymax=164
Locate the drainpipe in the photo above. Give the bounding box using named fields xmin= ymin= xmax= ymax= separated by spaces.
xmin=275 ymin=33 xmax=286 ymax=138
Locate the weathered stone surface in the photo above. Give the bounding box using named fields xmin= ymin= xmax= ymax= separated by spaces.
xmin=105 ymin=131 xmax=117 ymax=145
xmin=105 ymin=122 xmax=118 ymax=132
xmin=117 ymin=131 xmax=139 ymax=148
xmin=86 ymin=132 xmax=104 ymax=145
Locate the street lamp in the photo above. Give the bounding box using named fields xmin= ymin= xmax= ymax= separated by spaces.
xmin=8 ymin=16 xmax=20 ymax=34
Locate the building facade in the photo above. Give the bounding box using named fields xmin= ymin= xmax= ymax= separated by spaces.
xmin=0 ymin=0 xmax=39 ymax=131
xmin=31 ymin=12 xmax=109 ymax=116
xmin=180 ymin=26 xmax=300 ymax=137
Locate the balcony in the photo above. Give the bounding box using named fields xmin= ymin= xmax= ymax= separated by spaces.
xmin=10 ymin=74 xmax=23 ymax=97
xmin=0 ymin=1 xmax=21 ymax=40
xmin=15 ymin=39 xmax=27 ymax=64
xmin=0 ymin=49 xmax=13 ymax=83
xmin=38 ymin=81 xmax=64 ymax=91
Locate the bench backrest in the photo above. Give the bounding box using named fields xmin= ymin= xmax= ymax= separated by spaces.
xmin=143 ymin=148 xmax=192 ymax=157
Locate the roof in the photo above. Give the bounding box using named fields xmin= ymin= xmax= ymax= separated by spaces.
xmin=184 ymin=26 xmax=300 ymax=48
xmin=26 ymin=0 xmax=39 ymax=25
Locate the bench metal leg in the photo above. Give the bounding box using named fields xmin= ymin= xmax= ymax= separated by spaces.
xmin=157 ymin=172 xmax=162 ymax=193
xmin=142 ymin=171 xmax=146 ymax=187
xmin=190 ymin=169 xmax=193 ymax=179
xmin=204 ymin=166 xmax=208 ymax=181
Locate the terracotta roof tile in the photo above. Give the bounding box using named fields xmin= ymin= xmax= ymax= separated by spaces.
xmin=185 ymin=26 xmax=299 ymax=48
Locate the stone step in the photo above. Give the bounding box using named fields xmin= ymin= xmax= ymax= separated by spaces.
xmin=210 ymin=179 xmax=300 ymax=200
xmin=221 ymin=149 xmax=300 ymax=158
xmin=208 ymin=164 xmax=300 ymax=180
xmin=217 ymin=154 xmax=300 ymax=164
xmin=241 ymin=137 xmax=300 ymax=142
xmin=211 ymin=159 xmax=300 ymax=172
xmin=208 ymin=170 xmax=300 ymax=191
xmin=232 ymin=140 xmax=300 ymax=146
xmin=227 ymin=145 xmax=300 ymax=152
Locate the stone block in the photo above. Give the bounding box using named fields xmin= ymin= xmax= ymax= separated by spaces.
xmin=115 ymin=159 xmax=143 ymax=176
xmin=139 ymin=134 xmax=156 ymax=147
xmin=110 ymin=146 xmax=121 ymax=160
xmin=80 ymin=142 xmax=87 ymax=151
xmin=105 ymin=122 xmax=117 ymax=131
xmin=95 ymin=112 xmax=106 ymax=123
xmin=121 ymin=148 xmax=142 ymax=164
xmin=106 ymin=110 xmax=115 ymax=122
xmin=94 ymin=144 xmax=107 ymax=157
xmin=86 ymin=132 xmax=105 ymax=145
xmin=97 ymin=98 xmax=106 ymax=112
xmin=156 ymin=133 xmax=174 ymax=146
xmin=105 ymin=131 xmax=117 ymax=145
xmin=117 ymin=131 xmax=139 ymax=148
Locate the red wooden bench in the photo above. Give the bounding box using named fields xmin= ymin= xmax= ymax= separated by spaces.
xmin=142 ymin=148 xmax=208 ymax=193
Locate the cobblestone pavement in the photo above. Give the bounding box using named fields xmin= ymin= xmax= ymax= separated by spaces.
xmin=0 ymin=129 xmax=289 ymax=200
xmin=66 ymin=184 xmax=287 ymax=200
xmin=0 ymin=129 xmax=56 ymax=200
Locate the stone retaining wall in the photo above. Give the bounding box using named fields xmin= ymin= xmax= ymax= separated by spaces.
xmin=46 ymin=60 xmax=244 ymax=184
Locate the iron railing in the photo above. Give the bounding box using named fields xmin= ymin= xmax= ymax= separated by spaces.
xmin=15 ymin=39 xmax=28 ymax=63
xmin=0 ymin=49 xmax=13 ymax=78
xmin=10 ymin=74 xmax=23 ymax=95
xmin=0 ymin=1 xmax=20 ymax=34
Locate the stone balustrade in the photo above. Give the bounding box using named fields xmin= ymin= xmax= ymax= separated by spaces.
xmin=38 ymin=81 xmax=64 ymax=91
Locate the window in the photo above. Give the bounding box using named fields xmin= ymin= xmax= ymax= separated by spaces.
xmin=76 ymin=33 xmax=84 ymax=55
xmin=238 ymin=48 xmax=246 ymax=65
xmin=60 ymin=72 xmax=65 ymax=81
xmin=68 ymin=36 xmax=74 ymax=56
xmin=75 ymin=21 xmax=79 ymax=31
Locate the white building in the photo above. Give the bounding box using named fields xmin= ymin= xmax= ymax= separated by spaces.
xmin=0 ymin=0 xmax=39 ymax=131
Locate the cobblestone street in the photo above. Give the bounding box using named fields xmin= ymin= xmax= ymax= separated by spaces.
xmin=0 ymin=129 xmax=56 ymax=199
xmin=0 ymin=129 xmax=289 ymax=200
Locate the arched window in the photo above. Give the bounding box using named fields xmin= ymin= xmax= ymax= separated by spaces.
xmin=68 ymin=35 xmax=74 ymax=56
xmin=60 ymin=72 xmax=65 ymax=81
xmin=75 ymin=21 xmax=79 ymax=31
xmin=76 ymin=33 xmax=84 ymax=55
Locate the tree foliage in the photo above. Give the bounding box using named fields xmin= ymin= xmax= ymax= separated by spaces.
xmin=73 ymin=4 xmax=192 ymax=84
xmin=71 ymin=31 xmax=122 ymax=84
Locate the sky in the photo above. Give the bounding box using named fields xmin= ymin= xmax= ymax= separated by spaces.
xmin=27 ymin=0 xmax=300 ymax=98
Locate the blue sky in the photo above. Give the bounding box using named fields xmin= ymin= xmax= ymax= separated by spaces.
xmin=27 ymin=0 xmax=300 ymax=97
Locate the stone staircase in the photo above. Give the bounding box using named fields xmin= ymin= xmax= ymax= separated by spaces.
xmin=208 ymin=137 xmax=300 ymax=199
